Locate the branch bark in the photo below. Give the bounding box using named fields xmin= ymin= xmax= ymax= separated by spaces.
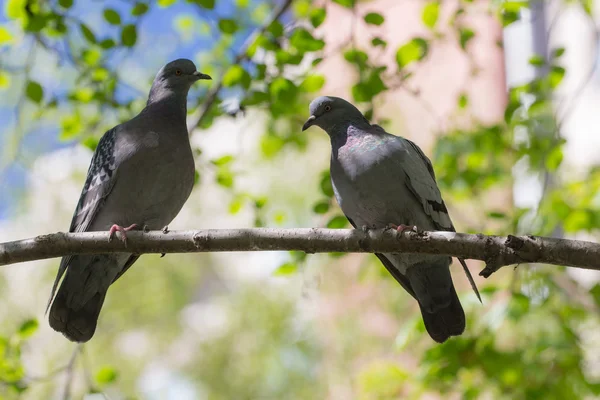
xmin=1 ymin=228 xmax=599 ymax=277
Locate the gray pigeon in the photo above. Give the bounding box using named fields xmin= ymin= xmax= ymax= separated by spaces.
xmin=48 ymin=59 xmax=211 ymax=342
xmin=303 ymin=96 xmax=480 ymax=343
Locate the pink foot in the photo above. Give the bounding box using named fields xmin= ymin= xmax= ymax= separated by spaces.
xmin=108 ymin=224 xmax=138 ymax=245
xmin=387 ymin=223 xmax=418 ymax=235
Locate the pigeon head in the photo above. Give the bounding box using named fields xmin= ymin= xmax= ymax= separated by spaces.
xmin=148 ymin=58 xmax=211 ymax=104
xmin=302 ymin=96 xmax=368 ymax=133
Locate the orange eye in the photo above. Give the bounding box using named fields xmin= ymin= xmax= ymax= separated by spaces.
xmin=175 ymin=69 xmax=182 ymax=76
xmin=325 ymin=105 xmax=331 ymax=112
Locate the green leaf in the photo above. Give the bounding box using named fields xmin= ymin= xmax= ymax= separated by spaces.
xmin=211 ymin=155 xmax=234 ymax=166
xmin=458 ymin=93 xmax=468 ymax=109
xmin=18 ymin=319 xmax=38 ymax=338
xmin=422 ymin=1 xmax=440 ymax=29
xmin=459 ymin=28 xmax=475 ymax=50
xmin=229 ymin=196 xmax=244 ymax=214
xmin=310 ymin=8 xmax=326 ymax=28
xmin=545 ymin=145 xmax=563 ymax=171
xmin=269 ymin=77 xmax=297 ymax=102
xmin=313 ymin=201 xmax=330 ymax=214
xmin=158 ymin=0 xmax=177 ymax=6
xmin=132 ymin=2 xmax=149 ymax=16
xmin=222 ymin=65 xmax=251 ymax=89
xmin=549 ymin=65 xmax=565 ymax=88
xmin=289 ymin=29 xmax=325 ymax=52
xmin=26 ymin=80 xmax=43 ymax=103
xmin=218 ymin=19 xmax=238 ymax=34
xmin=25 ymin=15 xmax=47 ymax=32
xmin=300 ymin=75 xmax=325 ymax=92
xmin=194 ymin=170 xmax=200 ymax=186
xmin=320 ymin=172 xmax=333 ymax=197
xmin=552 ymin=47 xmax=565 ymax=59
xmin=99 ymin=39 xmax=116 ymax=49
xmin=216 ymin=169 xmax=234 ymax=187
xmin=371 ymin=37 xmax=386 ymax=48
xmin=364 ymin=12 xmax=384 ymax=26
xmin=82 ymin=136 xmax=99 ymax=151
xmin=528 ymin=54 xmax=545 ymax=66
xmin=333 ymin=0 xmax=354 ymax=7
xmin=103 ymin=9 xmax=121 ymax=25
xmin=327 ymin=215 xmax=348 ymax=229
xmin=121 ymin=24 xmax=137 ymax=47
xmin=274 ymin=262 xmax=298 ymax=276
xmin=80 ymin=23 xmax=97 ymax=44
xmin=352 ymin=69 xmax=387 ymax=102
xmin=59 ymin=0 xmax=73 ymax=8
xmin=95 ymin=366 xmax=118 ymax=385
xmin=487 ymin=211 xmax=507 ymax=219
xmin=396 ymin=38 xmax=428 ymax=68
xmin=344 ymin=49 xmax=368 ymax=67
xmin=190 ymin=0 xmax=215 ymax=8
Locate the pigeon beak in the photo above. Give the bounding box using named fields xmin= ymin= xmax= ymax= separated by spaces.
xmin=302 ymin=115 xmax=316 ymax=131
xmin=192 ymin=71 xmax=212 ymax=81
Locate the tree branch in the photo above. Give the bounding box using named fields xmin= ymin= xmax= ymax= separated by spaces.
xmin=1 ymin=229 xmax=599 ymax=277
xmin=190 ymin=0 xmax=294 ymax=130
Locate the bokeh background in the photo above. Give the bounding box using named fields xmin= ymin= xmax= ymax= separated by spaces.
xmin=1 ymin=0 xmax=600 ymax=398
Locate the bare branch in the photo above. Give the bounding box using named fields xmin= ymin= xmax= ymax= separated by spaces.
xmin=1 ymin=228 xmax=599 ymax=277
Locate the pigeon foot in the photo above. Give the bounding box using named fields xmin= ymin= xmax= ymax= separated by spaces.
xmin=108 ymin=224 xmax=139 ymax=245
xmin=386 ymin=224 xmax=419 ymax=235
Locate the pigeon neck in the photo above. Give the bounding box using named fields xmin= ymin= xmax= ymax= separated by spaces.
xmin=329 ymin=118 xmax=371 ymax=150
xmin=145 ymin=89 xmax=189 ymax=121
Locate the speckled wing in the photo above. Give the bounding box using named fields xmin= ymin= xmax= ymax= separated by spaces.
xmin=47 ymin=128 xmax=120 ymax=311
xmin=394 ymin=133 xmax=481 ymax=301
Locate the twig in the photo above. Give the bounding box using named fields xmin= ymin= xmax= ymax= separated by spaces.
xmin=62 ymin=345 xmax=81 ymax=400
xmin=1 ymin=228 xmax=600 ymax=277
xmin=190 ymin=0 xmax=294 ymax=130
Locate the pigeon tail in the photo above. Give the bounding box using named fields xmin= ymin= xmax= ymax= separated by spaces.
xmin=406 ymin=258 xmax=465 ymax=343
xmin=48 ymin=254 xmax=118 ymax=343
xmin=49 ymin=284 xmax=106 ymax=343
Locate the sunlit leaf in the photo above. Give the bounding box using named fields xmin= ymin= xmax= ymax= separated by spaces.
xmin=549 ymin=65 xmax=565 ymax=88
xmin=327 ymin=215 xmax=348 ymax=229
xmin=96 ymin=366 xmax=118 ymax=385
xmin=289 ymin=29 xmax=325 ymax=52
xmin=396 ymin=38 xmax=428 ymax=68
xmin=274 ymin=262 xmax=298 ymax=276
xmin=422 ymin=1 xmax=440 ymax=29
xmin=310 ymin=8 xmax=326 ymax=28
xmin=300 ymin=75 xmax=325 ymax=92
xmin=333 ymin=0 xmax=354 ymax=8
xmin=18 ymin=319 xmax=38 ymax=338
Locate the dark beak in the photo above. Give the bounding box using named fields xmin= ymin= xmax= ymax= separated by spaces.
xmin=193 ymin=71 xmax=212 ymax=80
xmin=302 ymin=115 xmax=316 ymax=131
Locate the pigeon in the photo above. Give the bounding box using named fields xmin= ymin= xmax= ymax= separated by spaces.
xmin=48 ymin=59 xmax=211 ymax=342
xmin=302 ymin=96 xmax=480 ymax=343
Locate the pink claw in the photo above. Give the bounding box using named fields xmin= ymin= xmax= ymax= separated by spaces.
xmin=388 ymin=224 xmax=418 ymax=235
xmin=108 ymin=224 xmax=138 ymax=245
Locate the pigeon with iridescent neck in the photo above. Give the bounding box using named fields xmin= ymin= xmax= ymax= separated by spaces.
xmin=303 ymin=96 xmax=480 ymax=343
xmin=48 ymin=59 xmax=211 ymax=342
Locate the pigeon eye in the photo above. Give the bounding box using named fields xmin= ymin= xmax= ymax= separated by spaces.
xmin=324 ymin=105 xmax=331 ymax=112
xmin=175 ymin=69 xmax=182 ymax=76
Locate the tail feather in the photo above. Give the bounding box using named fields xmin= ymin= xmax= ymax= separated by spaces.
xmin=49 ymin=283 xmax=106 ymax=343
xmin=418 ymin=285 xmax=465 ymax=343
xmin=48 ymin=254 xmax=125 ymax=343
xmin=406 ymin=258 xmax=465 ymax=343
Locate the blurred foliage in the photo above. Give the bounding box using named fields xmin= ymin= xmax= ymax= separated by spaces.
xmin=1 ymin=0 xmax=600 ymax=398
